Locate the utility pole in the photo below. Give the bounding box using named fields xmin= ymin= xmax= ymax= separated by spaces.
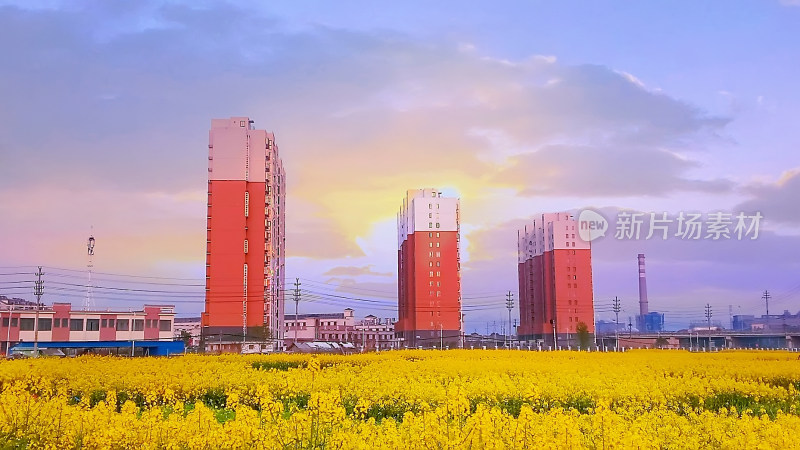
xmin=762 ymin=290 xmax=771 ymax=317
xmin=293 ymin=278 xmax=301 ymax=346
xmin=505 ymin=291 xmax=514 ymax=349
xmin=33 ymin=266 xmax=44 ymax=358
xmin=705 ymin=303 xmax=713 ymax=350
xmin=612 ymin=296 xmax=621 ymax=350
xmin=627 ymin=317 xmax=633 ymax=338
xmin=5 ymin=303 xmax=12 ymax=357
xmin=513 ymin=318 xmax=518 ymax=347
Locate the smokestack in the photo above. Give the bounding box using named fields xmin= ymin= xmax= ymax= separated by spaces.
xmin=638 ymin=253 xmax=648 ymax=316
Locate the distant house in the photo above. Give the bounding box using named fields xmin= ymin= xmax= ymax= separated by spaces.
xmin=285 ymin=309 xmax=399 ymax=350
xmin=286 ymin=341 xmax=358 ymax=354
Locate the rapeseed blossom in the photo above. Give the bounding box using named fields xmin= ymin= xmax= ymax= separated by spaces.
xmin=0 ymin=350 xmax=799 ymax=448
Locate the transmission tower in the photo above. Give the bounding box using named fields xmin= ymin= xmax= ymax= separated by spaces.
xmin=84 ymin=234 xmax=95 ymax=311
xmin=505 ymin=291 xmax=514 ymax=348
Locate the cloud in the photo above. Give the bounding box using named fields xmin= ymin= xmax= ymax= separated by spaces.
xmin=494 ymin=144 xmax=733 ymax=197
xmin=735 ymin=168 xmax=800 ymax=225
xmin=0 ymin=186 xmax=206 ymax=273
xmin=0 ymin=2 xmax=748 ymax=318
xmin=285 ymin=198 xmax=365 ymax=259
xmin=322 ymin=265 xmax=392 ymax=277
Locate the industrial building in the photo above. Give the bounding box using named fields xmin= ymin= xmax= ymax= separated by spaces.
xmin=732 ymin=311 xmax=800 ymax=332
xmin=0 ymin=300 xmax=179 ymax=356
xmin=396 ymin=189 xmax=462 ymax=347
xmin=517 ymin=213 xmax=595 ymax=346
xmin=202 ymin=117 xmax=286 ymax=352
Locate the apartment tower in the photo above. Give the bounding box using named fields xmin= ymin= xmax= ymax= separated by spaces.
xmin=203 ymin=117 xmax=286 ymax=352
xmin=517 ymin=213 xmax=594 ymax=346
xmin=396 ymin=189 xmax=462 ymax=348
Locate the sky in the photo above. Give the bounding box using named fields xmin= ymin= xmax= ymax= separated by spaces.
xmin=1 ymin=0 xmax=799 ymax=331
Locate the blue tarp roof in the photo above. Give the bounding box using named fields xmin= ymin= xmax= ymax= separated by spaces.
xmin=12 ymin=340 xmax=184 ymax=356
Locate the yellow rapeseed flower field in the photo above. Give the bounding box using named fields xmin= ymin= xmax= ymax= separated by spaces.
xmin=1 ymin=350 xmax=800 ymax=449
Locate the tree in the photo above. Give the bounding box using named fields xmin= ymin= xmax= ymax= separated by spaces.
xmin=654 ymin=337 xmax=669 ymax=349
xmin=251 ymin=324 xmax=273 ymax=341
xmin=179 ymin=330 xmax=193 ymax=348
xmin=576 ymin=322 xmax=591 ymax=350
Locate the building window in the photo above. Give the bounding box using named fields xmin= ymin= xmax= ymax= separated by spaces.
xmin=19 ymin=318 xmax=34 ymax=331
xmin=244 ymin=192 xmax=249 ymax=217
xmin=1 ymin=318 xmax=7 ymax=327
xmin=436 ymin=232 xmax=440 ymax=237
xmin=429 ymin=222 xmax=433 ymax=228
xmin=436 ymin=271 xmax=441 ymax=277
xmin=38 ymin=318 xmax=52 ymax=331
xmin=11 ymin=318 xmax=17 ymax=327
xmin=429 ymin=232 xmax=433 ymax=238
xmin=109 ymin=319 xmax=115 ymax=328
xmin=429 ymin=242 xmax=433 ymax=248
xmin=435 ymin=223 xmax=440 ymax=228
xmin=101 ymin=319 xmax=107 ymax=328
xmin=159 ymin=320 xmax=172 ymax=332
xmin=133 ymin=319 xmax=144 ymax=331
xmin=244 ymin=240 xmax=249 ymax=254
xmin=70 ymin=319 xmax=84 ymax=331
xmin=429 ymin=213 xmax=432 ymax=218
xmin=116 ymin=320 xmax=129 ymax=331
xmin=436 ymin=251 xmax=440 ymax=257
xmin=429 ymin=271 xmax=434 ymax=277
xmin=436 ymin=261 xmax=440 ymax=267
xmin=86 ymin=319 xmax=100 ymax=331
xmin=436 ymin=242 xmax=440 ymax=248
xmin=429 ymin=261 xmax=433 ymax=267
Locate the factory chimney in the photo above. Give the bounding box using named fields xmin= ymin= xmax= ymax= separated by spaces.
xmin=638 ymin=253 xmax=648 ymax=316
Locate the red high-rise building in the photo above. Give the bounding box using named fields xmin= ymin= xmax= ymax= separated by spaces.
xmin=396 ymin=189 xmax=461 ymax=348
xmin=202 ymin=117 xmax=286 ymax=352
xmin=517 ymin=213 xmax=594 ymax=347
